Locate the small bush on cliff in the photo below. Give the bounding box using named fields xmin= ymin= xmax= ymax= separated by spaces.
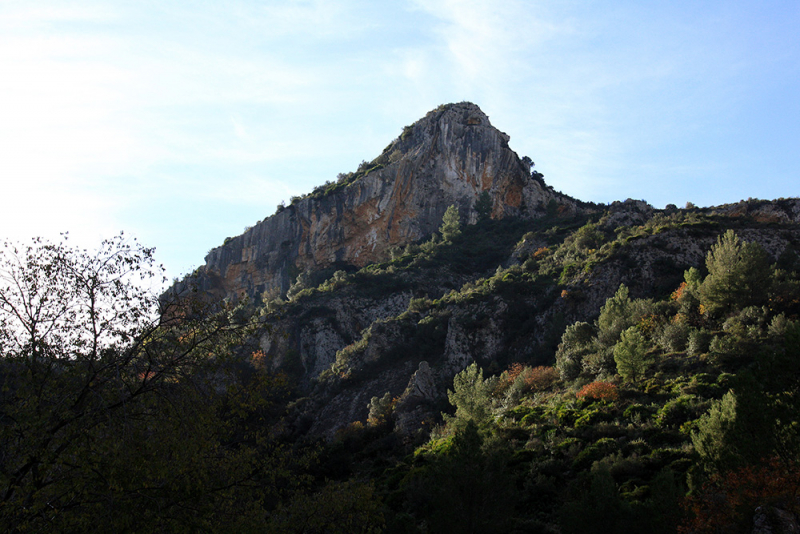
xmin=367 ymin=392 xmax=396 ymax=426
xmin=287 ymin=270 xmax=312 ymax=300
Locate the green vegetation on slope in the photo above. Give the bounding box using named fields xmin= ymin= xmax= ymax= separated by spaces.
xmin=305 ymin=214 xmax=800 ymax=533
xmin=3 ymin=200 xmax=800 ymax=533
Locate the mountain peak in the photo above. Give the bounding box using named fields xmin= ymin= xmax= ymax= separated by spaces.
xmin=185 ymin=104 xmax=578 ymax=302
xmin=391 ymin=102 xmax=505 ymax=156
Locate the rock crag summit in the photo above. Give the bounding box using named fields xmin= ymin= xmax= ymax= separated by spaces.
xmin=186 ymin=103 xmax=575 ymax=301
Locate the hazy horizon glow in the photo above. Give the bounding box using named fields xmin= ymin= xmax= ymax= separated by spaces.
xmin=2 ymin=1 xmax=798 ymax=280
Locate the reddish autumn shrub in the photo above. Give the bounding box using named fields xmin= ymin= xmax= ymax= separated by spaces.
xmin=506 ymin=363 xmax=525 ymax=384
xmin=502 ymin=364 xmax=559 ymax=394
xmin=524 ymin=366 xmax=559 ymax=392
xmin=680 ymin=458 xmax=800 ymax=534
xmin=671 ymin=281 xmax=688 ymax=301
xmin=576 ymin=381 xmax=619 ymax=402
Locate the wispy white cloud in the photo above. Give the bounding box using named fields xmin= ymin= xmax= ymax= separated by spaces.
xmin=408 ymin=0 xmax=571 ymax=86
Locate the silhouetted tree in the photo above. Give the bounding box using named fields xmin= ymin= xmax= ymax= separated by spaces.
xmin=0 ymin=235 xmax=312 ymax=531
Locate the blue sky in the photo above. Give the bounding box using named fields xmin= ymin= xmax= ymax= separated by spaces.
xmin=1 ymin=1 xmax=798 ymax=281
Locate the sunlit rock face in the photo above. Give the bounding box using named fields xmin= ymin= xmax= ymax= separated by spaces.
xmin=189 ymin=102 xmax=572 ymax=301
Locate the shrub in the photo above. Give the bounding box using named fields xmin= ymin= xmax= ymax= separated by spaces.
xmin=505 ymin=362 xmax=525 ymax=383
xmin=708 ymin=333 xmax=746 ymax=362
xmin=574 ymin=409 xmax=613 ymax=428
xmin=655 ymin=395 xmax=701 ymax=429
xmin=287 ymin=270 xmax=312 ymax=300
xmin=576 ymin=381 xmax=619 ymax=402
xmin=623 ymin=404 xmax=652 ymax=421
xmin=767 ymin=313 xmax=794 ymax=338
xmin=474 ymin=191 xmax=492 ymax=221
xmin=520 ymin=408 xmax=546 ymax=426
xmin=572 ymin=438 xmax=618 ymax=471
xmin=581 ymin=348 xmax=616 ymax=377
xmin=687 ymin=328 xmax=712 ymax=356
xmin=367 ymin=392 xmax=396 ymax=426
xmin=657 ymin=321 xmax=689 ymax=353
xmin=598 ymin=284 xmax=634 ymax=346
xmin=597 ymin=284 xmax=656 ymax=347
xmin=680 ymin=458 xmax=800 ymax=534
xmin=250 ymin=350 xmax=268 ymax=371
xmin=407 ymin=297 xmax=431 ymax=313
xmin=691 ymin=391 xmax=758 ymax=473
xmin=445 ymin=363 xmax=493 ymax=427
xmin=334 ymin=421 xmax=365 ymax=443
xmin=440 ymin=205 xmax=462 ymax=242
xmin=533 ymin=246 xmax=550 ymax=259
xmin=555 ymin=321 xmax=597 ymax=381
xmin=525 ymin=366 xmax=560 ymax=392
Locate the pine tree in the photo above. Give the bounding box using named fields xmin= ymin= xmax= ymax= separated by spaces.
xmin=597 ymin=284 xmax=633 ymax=346
xmin=446 ymin=363 xmax=492 ymax=427
xmin=699 ymin=230 xmax=771 ymax=317
xmin=440 ymin=204 xmax=462 ymax=242
xmin=613 ymin=327 xmax=649 ymax=382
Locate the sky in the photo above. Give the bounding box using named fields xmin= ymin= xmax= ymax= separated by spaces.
xmin=1 ymin=1 xmax=798 ymax=281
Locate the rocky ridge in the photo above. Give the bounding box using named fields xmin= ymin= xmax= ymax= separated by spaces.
xmin=183 ymin=103 xmax=577 ymax=302
xmin=170 ymin=103 xmax=800 ymax=440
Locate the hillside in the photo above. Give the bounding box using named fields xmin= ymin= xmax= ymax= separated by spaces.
xmin=281 ymin=201 xmax=800 ymax=532
xmin=3 ymin=103 xmax=800 ymax=532
xmin=260 ymin=199 xmax=800 ymax=440
xmin=181 ymin=104 xmax=800 ymax=531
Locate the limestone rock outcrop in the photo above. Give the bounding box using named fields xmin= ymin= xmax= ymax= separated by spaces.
xmin=185 ymin=103 xmax=574 ymax=302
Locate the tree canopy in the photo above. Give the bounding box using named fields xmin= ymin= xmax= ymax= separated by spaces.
xmin=0 ymin=235 xmax=382 ymax=532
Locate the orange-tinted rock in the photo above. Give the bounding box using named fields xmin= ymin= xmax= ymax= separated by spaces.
xmin=190 ymin=103 xmax=574 ymax=301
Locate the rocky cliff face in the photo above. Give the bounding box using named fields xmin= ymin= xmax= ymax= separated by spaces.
xmin=170 ymin=101 xmax=800 ymax=441
xmin=268 ymin=199 xmax=800 ymax=439
xmin=186 ymin=103 xmax=574 ymax=302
